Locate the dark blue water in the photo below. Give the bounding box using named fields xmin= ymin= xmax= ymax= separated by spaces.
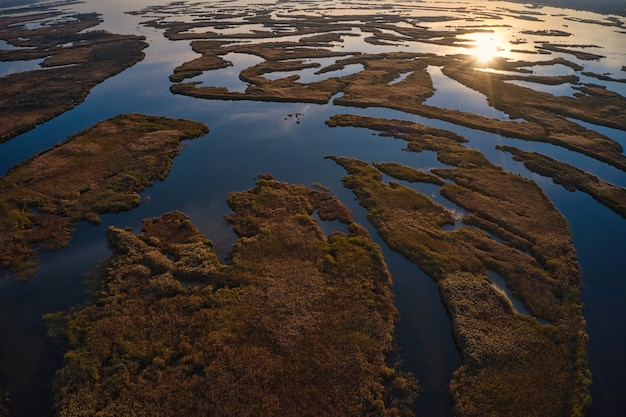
xmin=549 ymin=187 xmax=626 ymax=417
xmin=1 ymin=1 xmax=625 ymax=417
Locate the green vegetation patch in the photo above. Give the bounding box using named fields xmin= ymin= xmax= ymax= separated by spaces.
xmin=47 ymin=177 xmax=417 ymax=417
xmin=0 ymin=114 xmax=209 ymax=278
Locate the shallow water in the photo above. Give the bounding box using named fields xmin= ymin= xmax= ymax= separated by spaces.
xmin=487 ymin=270 xmax=536 ymax=318
xmin=1 ymin=1 xmax=625 ymax=416
xmin=0 ymin=57 xmax=45 ymax=76
xmin=504 ymin=79 xmax=579 ymax=96
xmin=424 ymin=65 xmax=512 ymax=119
xmin=189 ymin=52 xmax=265 ymax=92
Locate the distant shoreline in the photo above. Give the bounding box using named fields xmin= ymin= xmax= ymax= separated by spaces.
xmin=2 ymin=0 xmax=625 ymax=17
xmin=501 ymin=0 xmax=625 ymax=16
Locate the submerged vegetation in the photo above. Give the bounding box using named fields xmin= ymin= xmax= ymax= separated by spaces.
xmin=0 ymin=114 xmax=208 ymax=278
xmin=0 ymin=8 xmax=148 ymax=142
xmin=48 ymin=177 xmax=417 ymax=417
xmin=326 ymin=113 xmax=589 ymax=417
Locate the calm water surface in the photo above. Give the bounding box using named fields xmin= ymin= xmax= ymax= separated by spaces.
xmin=1 ymin=1 xmax=625 ymax=416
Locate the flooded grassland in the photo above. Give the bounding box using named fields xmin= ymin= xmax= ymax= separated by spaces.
xmin=1 ymin=1 xmax=625 ymax=416
xmin=123 ymin=1 xmax=626 ymax=415
xmin=327 ymin=117 xmax=588 ymax=417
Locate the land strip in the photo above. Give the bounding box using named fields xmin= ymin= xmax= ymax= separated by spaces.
xmin=498 ymin=145 xmax=626 ymax=218
xmin=326 ymin=113 xmax=589 ymax=417
xmin=0 ymin=114 xmax=208 ymax=279
xmin=0 ymin=9 xmax=148 ymax=142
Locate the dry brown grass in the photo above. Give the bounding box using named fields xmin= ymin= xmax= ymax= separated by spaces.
xmin=374 ymin=162 xmax=445 ymax=185
xmin=48 ymin=178 xmax=417 ymax=417
xmin=498 ymin=145 xmax=626 ymax=218
xmin=0 ymin=9 xmax=148 ymax=142
xmin=0 ymin=114 xmax=208 ymax=279
xmin=326 ymin=113 xmax=590 ymax=417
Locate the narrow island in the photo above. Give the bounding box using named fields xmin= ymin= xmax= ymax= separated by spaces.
xmin=0 ymin=7 xmax=148 ymax=142
xmin=326 ymin=113 xmax=590 ymax=417
xmin=46 ymin=176 xmax=417 ymax=416
xmin=0 ymin=114 xmax=209 ymax=279
xmin=497 ymin=145 xmax=626 ymax=218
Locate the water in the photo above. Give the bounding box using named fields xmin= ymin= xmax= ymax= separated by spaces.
xmin=188 ymin=52 xmax=265 ymax=92
xmin=487 ymin=270 xmax=535 ymax=318
xmin=0 ymin=57 xmax=45 ymax=77
xmin=424 ymin=65 xmax=512 ymax=119
xmin=1 ymin=1 xmax=625 ymax=416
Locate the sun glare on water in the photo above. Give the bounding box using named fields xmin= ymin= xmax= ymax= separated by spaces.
xmin=467 ymin=32 xmax=509 ymax=63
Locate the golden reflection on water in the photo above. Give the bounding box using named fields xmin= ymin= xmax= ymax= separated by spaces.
xmin=460 ymin=31 xmax=512 ymax=63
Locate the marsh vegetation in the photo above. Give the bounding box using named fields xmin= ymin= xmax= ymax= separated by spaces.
xmin=48 ymin=178 xmax=417 ymax=417
xmin=0 ymin=114 xmax=208 ymax=278
xmin=2 ymin=0 xmax=625 ymax=416
xmin=0 ymin=7 xmax=148 ymax=142
xmin=326 ymin=115 xmax=589 ymax=415
xmin=498 ymin=145 xmax=626 ymax=218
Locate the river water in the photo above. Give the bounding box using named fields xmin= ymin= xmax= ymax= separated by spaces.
xmin=0 ymin=1 xmax=624 ymax=416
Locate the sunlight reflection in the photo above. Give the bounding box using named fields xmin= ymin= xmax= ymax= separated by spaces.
xmin=464 ymin=32 xmax=510 ymax=63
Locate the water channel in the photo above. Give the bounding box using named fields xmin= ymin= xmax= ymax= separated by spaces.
xmin=0 ymin=1 xmax=625 ymax=416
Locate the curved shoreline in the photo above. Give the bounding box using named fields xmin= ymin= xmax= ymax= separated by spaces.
xmin=0 ymin=6 xmax=149 ymax=143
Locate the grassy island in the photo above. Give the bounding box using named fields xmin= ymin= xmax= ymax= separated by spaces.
xmin=0 ymin=8 xmax=148 ymax=142
xmin=498 ymin=145 xmax=626 ymax=218
xmin=326 ymin=113 xmax=590 ymax=417
xmin=0 ymin=114 xmax=208 ymax=279
xmin=47 ymin=177 xmax=417 ymax=417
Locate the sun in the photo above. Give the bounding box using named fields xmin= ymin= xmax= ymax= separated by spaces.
xmin=467 ymin=32 xmax=508 ymax=63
